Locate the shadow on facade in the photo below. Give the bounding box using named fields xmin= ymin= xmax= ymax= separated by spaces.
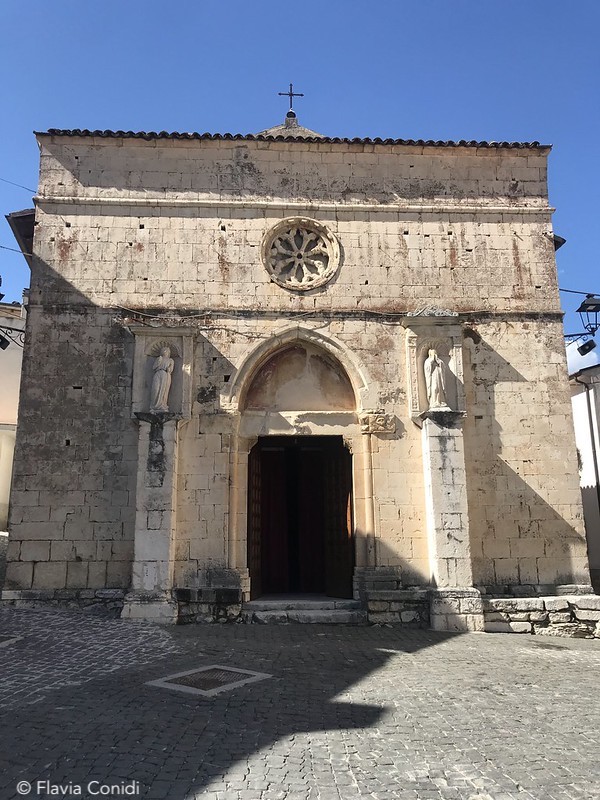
xmin=463 ymin=332 xmax=589 ymax=589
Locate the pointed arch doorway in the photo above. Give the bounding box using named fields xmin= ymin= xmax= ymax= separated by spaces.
xmin=247 ymin=435 xmax=354 ymax=599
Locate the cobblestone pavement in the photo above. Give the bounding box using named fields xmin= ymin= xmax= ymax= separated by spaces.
xmin=1 ymin=608 xmax=600 ymax=800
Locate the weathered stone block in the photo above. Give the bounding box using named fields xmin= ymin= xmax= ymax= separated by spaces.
xmin=459 ymin=597 xmax=484 ymax=614
xmin=369 ymin=612 xmax=401 ymax=624
xmin=573 ymin=609 xmax=600 ymax=622
xmin=252 ymin=611 xmax=288 ymax=624
xmin=548 ymin=611 xmax=572 ymax=623
xmin=88 ymin=561 xmax=107 ymax=587
xmin=484 ymin=597 xmax=542 ymax=613
xmin=511 ymin=585 xmax=537 ymax=597
xmin=94 ymin=588 xmax=125 ymax=599
xmin=173 ymin=588 xmax=197 ymax=602
xmin=400 ymin=610 xmax=420 ymax=623
xmin=485 ymin=621 xmax=512 ymax=633
xmin=484 ymin=611 xmax=509 ymax=622
xmin=368 ymin=601 xmax=390 ymax=612
xmin=535 ymin=623 xmax=593 ymax=639
xmin=20 ymin=541 xmax=51 ymax=562
xmin=55 ymin=589 xmax=78 ymax=600
xmin=431 ymin=598 xmax=462 ymax=615
xmin=544 ymin=597 xmax=570 ymax=612
xmin=32 ymin=562 xmax=67 ymax=589
xmin=368 ymin=590 xmax=428 ymax=602
xmin=571 ymin=595 xmax=600 ymax=611
xmin=443 ymin=613 xmax=479 ymax=632
xmin=215 ymin=588 xmax=241 ymax=604
xmin=106 ymin=560 xmax=130 ymax=588
xmin=529 ymin=611 xmax=549 ymax=623
xmin=66 ymin=561 xmax=88 ymax=589
xmin=556 ymin=584 xmax=593 ymax=595
xmin=4 ymin=562 xmax=33 ymax=590
xmin=508 ymin=621 xmax=532 ymax=633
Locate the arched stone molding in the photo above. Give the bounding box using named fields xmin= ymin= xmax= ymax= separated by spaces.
xmin=223 ymin=325 xmax=372 ymax=414
xmin=224 ymin=327 xmax=378 ymax=595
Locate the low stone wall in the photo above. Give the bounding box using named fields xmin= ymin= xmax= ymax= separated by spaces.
xmin=365 ymin=589 xmax=430 ymax=626
xmin=363 ymin=585 xmax=600 ymax=638
xmin=484 ymin=595 xmax=600 ymax=638
xmin=173 ymin=588 xmax=242 ymax=624
xmin=429 ymin=589 xmax=485 ymax=632
xmin=1 ymin=589 xmax=125 ymax=617
xmin=4 ymin=585 xmax=600 ymax=637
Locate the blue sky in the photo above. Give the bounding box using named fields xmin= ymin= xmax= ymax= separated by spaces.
xmin=1 ymin=1 xmax=598 ymax=369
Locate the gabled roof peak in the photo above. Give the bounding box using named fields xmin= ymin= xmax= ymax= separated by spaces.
xmin=256 ymin=110 xmax=325 ymax=139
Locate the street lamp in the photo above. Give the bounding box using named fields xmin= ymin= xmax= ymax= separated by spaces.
xmin=563 ymin=292 xmax=600 ymax=356
xmin=576 ymin=294 xmax=600 ymax=337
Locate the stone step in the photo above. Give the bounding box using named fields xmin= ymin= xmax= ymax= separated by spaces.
xmin=244 ymin=598 xmax=361 ymax=612
xmin=241 ymin=609 xmax=367 ymax=625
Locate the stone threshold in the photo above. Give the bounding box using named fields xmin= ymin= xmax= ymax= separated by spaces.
xmin=240 ymin=595 xmax=366 ymax=625
xmin=244 ymin=596 xmax=361 ymax=611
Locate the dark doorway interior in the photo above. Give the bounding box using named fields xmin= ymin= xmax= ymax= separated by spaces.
xmin=248 ymin=436 xmax=354 ymax=599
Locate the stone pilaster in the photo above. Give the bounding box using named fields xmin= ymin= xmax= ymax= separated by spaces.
xmin=422 ymin=411 xmax=472 ymax=587
xmin=122 ymin=412 xmax=182 ymax=622
xmin=421 ymin=410 xmax=484 ymax=631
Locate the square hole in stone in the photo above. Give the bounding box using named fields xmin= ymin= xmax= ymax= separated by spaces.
xmin=146 ymin=664 xmax=272 ymax=697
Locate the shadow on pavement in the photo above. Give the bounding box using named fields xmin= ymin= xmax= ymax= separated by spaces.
xmin=0 ymin=623 xmax=457 ymax=799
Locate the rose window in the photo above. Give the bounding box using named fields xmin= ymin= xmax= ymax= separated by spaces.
xmin=262 ymin=218 xmax=340 ymax=291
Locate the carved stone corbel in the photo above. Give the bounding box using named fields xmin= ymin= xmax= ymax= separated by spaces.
xmin=360 ymin=411 xmax=396 ymax=434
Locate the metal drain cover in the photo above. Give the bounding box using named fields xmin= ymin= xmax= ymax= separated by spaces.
xmin=146 ymin=665 xmax=272 ymax=697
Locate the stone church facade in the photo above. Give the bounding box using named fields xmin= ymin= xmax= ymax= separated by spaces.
xmin=4 ymin=112 xmax=597 ymax=632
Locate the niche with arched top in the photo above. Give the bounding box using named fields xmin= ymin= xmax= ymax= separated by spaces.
xmin=143 ymin=339 xmax=182 ymax=414
xmin=417 ymin=340 xmax=457 ymax=412
xmin=243 ymin=343 xmax=356 ymax=412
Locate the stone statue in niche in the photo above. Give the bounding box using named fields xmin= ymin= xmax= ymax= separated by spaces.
xmin=424 ymin=349 xmax=450 ymax=410
xmin=150 ymin=347 xmax=174 ymax=412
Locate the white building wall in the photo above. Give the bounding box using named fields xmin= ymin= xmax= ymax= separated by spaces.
xmin=0 ymin=305 xmax=25 ymax=529
xmin=571 ymin=375 xmax=600 ymax=576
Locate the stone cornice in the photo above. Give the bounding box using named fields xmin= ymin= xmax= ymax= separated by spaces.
xmin=26 ymin=303 xmax=565 ymax=324
xmin=35 ymin=195 xmax=553 ymax=217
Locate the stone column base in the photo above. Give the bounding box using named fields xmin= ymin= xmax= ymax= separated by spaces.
xmin=121 ymin=592 xmax=178 ymax=623
xmin=430 ymin=588 xmax=485 ymax=632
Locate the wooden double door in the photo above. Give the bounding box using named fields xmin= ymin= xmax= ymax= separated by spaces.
xmin=248 ymin=436 xmax=354 ymax=599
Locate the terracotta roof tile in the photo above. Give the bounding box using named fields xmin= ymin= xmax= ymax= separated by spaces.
xmin=36 ymin=129 xmax=549 ymax=150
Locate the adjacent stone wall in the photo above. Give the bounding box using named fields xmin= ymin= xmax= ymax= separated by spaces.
xmin=5 ymin=305 xmax=137 ymax=593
